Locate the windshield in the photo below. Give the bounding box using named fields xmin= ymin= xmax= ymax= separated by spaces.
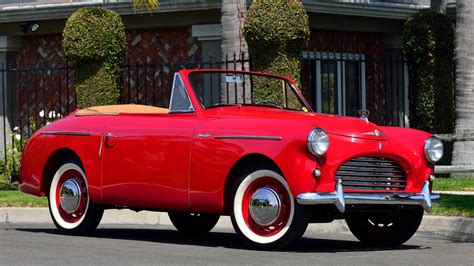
xmin=188 ymin=71 xmax=310 ymax=112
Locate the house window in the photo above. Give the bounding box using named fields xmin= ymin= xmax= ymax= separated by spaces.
xmin=303 ymin=52 xmax=366 ymax=117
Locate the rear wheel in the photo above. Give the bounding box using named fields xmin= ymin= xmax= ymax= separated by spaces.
xmin=48 ymin=160 xmax=103 ymax=235
xmin=345 ymin=207 xmax=424 ymax=246
xmin=230 ymin=164 xmax=309 ymax=250
xmin=168 ymin=212 xmax=220 ymax=233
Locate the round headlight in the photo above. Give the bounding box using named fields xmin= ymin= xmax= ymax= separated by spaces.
xmin=307 ymin=128 xmax=330 ymax=156
xmin=424 ymin=136 xmax=444 ymax=163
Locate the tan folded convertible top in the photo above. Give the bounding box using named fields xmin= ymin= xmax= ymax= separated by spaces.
xmin=75 ymin=104 xmax=169 ymax=116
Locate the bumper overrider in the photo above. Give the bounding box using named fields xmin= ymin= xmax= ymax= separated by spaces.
xmin=297 ymin=180 xmax=440 ymax=213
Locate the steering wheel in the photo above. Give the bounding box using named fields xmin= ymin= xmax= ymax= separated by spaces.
xmin=255 ymin=99 xmax=280 ymax=106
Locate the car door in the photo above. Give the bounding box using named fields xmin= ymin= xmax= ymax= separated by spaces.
xmin=101 ymin=74 xmax=197 ymax=210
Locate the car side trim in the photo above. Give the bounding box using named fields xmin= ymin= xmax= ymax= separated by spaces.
xmin=214 ymin=135 xmax=282 ymax=141
xmin=42 ymin=131 xmax=92 ymax=136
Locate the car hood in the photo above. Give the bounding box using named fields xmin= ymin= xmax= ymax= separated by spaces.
xmin=207 ymin=106 xmax=387 ymax=140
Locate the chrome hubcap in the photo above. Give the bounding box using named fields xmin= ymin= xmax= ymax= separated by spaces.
xmin=249 ymin=188 xmax=281 ymax=226
xmin=60 ymin=179 xmax=81 ymax=213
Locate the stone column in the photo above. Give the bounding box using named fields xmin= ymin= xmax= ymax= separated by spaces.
xmin=431 ymin=0 xmax=447 ymax=14
xmin=0 ymin=36 xmax=22 ymax=156
xmin=192 ymin=24 xmax=222 ymax=58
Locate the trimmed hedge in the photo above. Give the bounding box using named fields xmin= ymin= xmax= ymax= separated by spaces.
xmin=244 ymin=0 xmax=309 ymax=88
xmin=63 ymin=8 xmax=126 ymax=108
xmin=403 ymin=10 xmax=455 ymax=134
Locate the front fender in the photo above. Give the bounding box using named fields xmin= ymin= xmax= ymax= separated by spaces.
xmin=19 ymin=133 xmax=103 ymax=201
xmin=189 ymin=119 xmax=317 ymax=213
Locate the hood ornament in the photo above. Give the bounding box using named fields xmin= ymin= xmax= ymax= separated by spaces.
xmin=357 ymin=110 xmax=369 ymax=122
xmin=362 ymin=129 xmax=384 ymax=137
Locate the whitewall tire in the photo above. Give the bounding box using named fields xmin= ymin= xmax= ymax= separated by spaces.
xmin=230 ymin=164 xmax=309 ymax=250
xmin=48 ymin=160 xmax=103 ymax=235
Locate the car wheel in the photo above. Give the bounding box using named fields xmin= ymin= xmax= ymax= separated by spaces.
xmin=168 ymin=212 xmax=220 ymax=233
xmin=345 ymin=207 xmax=424 ymax=246
xmin=48 ymin=160 xmax=104 ymax=235
xmin=230 ymin=164 xmax=309 ymax=250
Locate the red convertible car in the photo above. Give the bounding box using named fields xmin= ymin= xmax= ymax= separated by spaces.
xmin=19 ymin=69 xmax=442 ymax=250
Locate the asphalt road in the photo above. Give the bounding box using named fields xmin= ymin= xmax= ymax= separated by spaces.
xmin=1 ymin=223 xmax=473 ymax=265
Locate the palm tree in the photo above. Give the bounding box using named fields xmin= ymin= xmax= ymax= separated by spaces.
xmin=131 ymin=0 xmax=159 ymax=10
xmin=220 ymin=0 xmax=249 ymax=102
xmin=221 ymin=0 xmax=248 ymax=63
xmin=452 ymin=0 xmax=474 ymax=177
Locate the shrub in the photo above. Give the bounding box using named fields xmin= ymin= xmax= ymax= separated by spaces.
xmin=0 ymin=111 xmax=58 ymax=190
xmin=403 ymin=10 xmax=455 ymax=134
xmin=244 ymin=0 xmax=309 ymax=93
xmin=1 ymin=127 xmax=25 ymax=190
xmin=63 ymin=8 xmax=126 ymax=108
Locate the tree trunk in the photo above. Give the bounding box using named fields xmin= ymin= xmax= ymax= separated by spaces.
xmin=452 ymin=0 xmax=474 ymax=177
xmin=221 ymin=0 xmax=248 ymax=61
xmin=220 ymin=0 xmax=250 ymax=103
xmin=431 ymin=0 xmax=446 ymax=14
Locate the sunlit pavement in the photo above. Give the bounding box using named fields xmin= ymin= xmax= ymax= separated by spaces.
xmin=1 ymin=223 xmax=472 ymax=265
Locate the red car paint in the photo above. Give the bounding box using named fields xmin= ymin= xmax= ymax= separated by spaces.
xmin=19 ymin=69 xmax=434 ymax=214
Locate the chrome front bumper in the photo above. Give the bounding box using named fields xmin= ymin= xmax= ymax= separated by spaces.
xmin=297 ymin=180 xmax=440 ymax=213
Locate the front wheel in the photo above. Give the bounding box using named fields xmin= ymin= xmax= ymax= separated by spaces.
xmin=230 ymin=164 xmax=309 ymax=250
xmin=168 ymin=212 xmax=220 ymax=233
xmin=48 ymin=160 xmax=103 ymax=235
xmin=345 ymin=207 xmax=424 ymax=247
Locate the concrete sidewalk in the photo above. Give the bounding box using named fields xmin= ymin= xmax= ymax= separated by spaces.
xmin=0 ymin=207 xmax=472 ymax=242
xmin=434 ymin=190 xmax=474 ymax=195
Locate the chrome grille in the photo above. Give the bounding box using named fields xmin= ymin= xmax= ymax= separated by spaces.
xmin=336 ymin=157 xmax=406 ymax=191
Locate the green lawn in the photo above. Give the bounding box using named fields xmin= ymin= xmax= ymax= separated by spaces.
xmin=432 ymin=194 xmax=474 ymax=217
xmin=0 ymin=190 xmax=47 ymax=207
xmin=433 ymin=177 xmax=474 ymax=191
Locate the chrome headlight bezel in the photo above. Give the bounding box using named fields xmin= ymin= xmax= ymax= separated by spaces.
xmin=307 ymin=128 xmax=330 ymax=156
xmin=424 ymin=136 xmax=444 ymax=164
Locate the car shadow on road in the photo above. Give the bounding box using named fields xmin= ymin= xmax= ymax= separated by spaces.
xmin=15 ymin=226 xmax=427 ymax=253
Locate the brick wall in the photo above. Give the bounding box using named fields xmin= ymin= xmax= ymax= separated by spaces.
xmin=306 ymin=29 xmax=384 ymax=55
xmin=16 ymin=27 xmax=201 ymax=134
xmin=123 ymin=27 xmax=201 ymax=107
xmin=17 ymin=27 xmax=201 ymax=66
xmin=15 ymin=27 xmax=390 ymax=131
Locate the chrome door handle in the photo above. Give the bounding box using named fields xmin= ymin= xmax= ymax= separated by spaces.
xmin=197 ymin=133 xmax=211 ymax=139
xmin=105 ymin=133 xmax=115 ymax=148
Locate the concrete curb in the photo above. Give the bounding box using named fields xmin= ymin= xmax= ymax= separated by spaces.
xmin=433 ymin=191 xmax=474 ymax=196
xmin=0 ymin=208 xmax=472 ymax=242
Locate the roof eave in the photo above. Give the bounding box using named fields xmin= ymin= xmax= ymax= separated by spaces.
xmin=0 ymin=0 xmax=220 ymax=23
xmin=302 ymin=1 xmax=429 ymax=20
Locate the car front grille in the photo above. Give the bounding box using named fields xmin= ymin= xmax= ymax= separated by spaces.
xmin=335 ymin=157 xmax=407 ymax=191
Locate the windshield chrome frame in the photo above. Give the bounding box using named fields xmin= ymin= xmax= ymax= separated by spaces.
xmin=186 ymin=70 xmax=313 ymax=112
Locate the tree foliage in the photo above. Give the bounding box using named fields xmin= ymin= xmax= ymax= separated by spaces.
xmin=244 ymin=0 xmax=309 ymax=91
xmin=403 ymin=10 xmax=455 ymax=133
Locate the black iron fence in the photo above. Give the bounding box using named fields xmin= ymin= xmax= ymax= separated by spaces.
xmin=0 ymin=55 xmax=250 ymax=180
xmin=122 ymin=54 xmax=250 ymax=108
xmin=301 ymin=52 xmax=408 ymax=127
xmin=1 ymin=53 xmax=409 ymax=182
